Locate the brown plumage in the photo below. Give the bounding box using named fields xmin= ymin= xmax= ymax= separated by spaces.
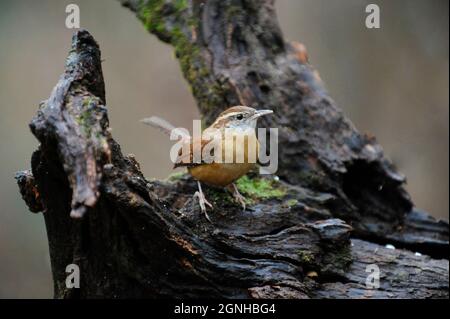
xmin=141 ymin=105 xmax=273 ymax=219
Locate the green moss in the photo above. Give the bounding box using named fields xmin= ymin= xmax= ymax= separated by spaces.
xmin=78 ymin=112 xmax=91 ymax=136
xmin=171 ymin=26 xmax=200 ymax=84
xmin=137 ymin=0 xmax=223 ymax=116
xmin=166 ymin=171 xmax=186 ymax=182
xmin=285 ymin=199 xmax=299 ymax=207
xmin=139 ymin=0 xmax=189 ymax=40
xmin=235 ymin=176 xmax=287 ymax=202
xmin=75 ymin=96 xmax=101 ymax=137
xmin=82 ymin=96 xmax=95 ymax=107
xmin=297 ymin=250 xmax=316 ymax=267
xmin=207 ymin=188 xmax=234 ymax=204
xmin=174 ymin=0 xmax=188 ymax=12
xmin=139 ymin=0 xmax=166 ymax=35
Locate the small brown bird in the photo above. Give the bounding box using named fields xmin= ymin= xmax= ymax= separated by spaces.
xmin=141 ymin=106 xmax=273 ymax=220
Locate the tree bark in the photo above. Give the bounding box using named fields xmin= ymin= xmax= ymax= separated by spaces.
xmin=15 ymin=1 xmax=448 ymax=299
xmin=121 ymin=0 xmax=448 ymax=257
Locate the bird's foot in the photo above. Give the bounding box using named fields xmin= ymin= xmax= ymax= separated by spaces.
xmin=228 ymin=183 xmax=247 ymax=211
xmin=194 ymin=181 xmax=213 ymax=222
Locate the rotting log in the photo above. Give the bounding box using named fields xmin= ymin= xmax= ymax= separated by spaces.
xmin=15 ymin=1 xmax=448 ymax=299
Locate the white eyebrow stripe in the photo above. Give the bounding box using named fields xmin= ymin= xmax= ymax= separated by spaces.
xmin=218 ymin=112 xmax=241 ymax=120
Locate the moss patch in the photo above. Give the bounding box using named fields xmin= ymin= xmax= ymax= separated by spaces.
xmin=297 ymin=250 xmax=316 ymax=267
xmin=284 ymin=199 xmax=299 ymax=207
xmin=75 ymin=96 xmax=101 ymax=137
xmin=207 ymin=188 xmax=234 ymax=205
xmin=235 ymin=176 xmax=286 ymax=204
xmin=166 ymin=170 xmax=186 ymax=182
xmin=139 ymin=0 xmax=167 ymax=36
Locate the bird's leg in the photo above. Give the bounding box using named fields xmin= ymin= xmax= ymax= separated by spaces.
xmin=193 ymin=181 xmax=213 ymax=222
xmin=228 ymin=183 xmax=247 ymax=211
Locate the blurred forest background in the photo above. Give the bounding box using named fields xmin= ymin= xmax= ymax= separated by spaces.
xmin=0 ymin=0 xmax=448 ymax=298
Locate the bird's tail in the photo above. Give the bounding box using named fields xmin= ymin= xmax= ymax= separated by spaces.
xmin=140 ymin=116 xmax=190 ymax=140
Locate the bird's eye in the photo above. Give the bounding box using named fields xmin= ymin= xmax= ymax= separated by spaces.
xmin=236 ymin=114 xmax=243 ymax=120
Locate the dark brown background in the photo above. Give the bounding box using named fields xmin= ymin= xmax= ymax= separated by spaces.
xmin=0 ymin=0 xmax=448 ymax=298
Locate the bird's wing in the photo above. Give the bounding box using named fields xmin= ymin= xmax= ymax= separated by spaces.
xmin=141 ymin=116 xmax=223 ymax=168
xmin=174 ymin=136 xmax=220 ymax=168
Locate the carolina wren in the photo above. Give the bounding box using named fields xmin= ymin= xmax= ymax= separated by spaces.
xmin=141 ymin=106 xmax=273 ymax=220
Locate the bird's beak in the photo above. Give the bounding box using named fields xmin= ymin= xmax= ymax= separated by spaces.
xmin=250 ymin=109 xmax=273 ymax=120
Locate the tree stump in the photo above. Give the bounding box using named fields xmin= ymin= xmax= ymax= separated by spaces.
xmin=16 ymin=0 xmax=448 ymax=299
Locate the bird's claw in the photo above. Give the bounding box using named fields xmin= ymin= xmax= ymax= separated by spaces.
xmin=230 ymin=183 xmax=246 ymax=211
xmin=194 ymin=182 xmax=213 ymax=222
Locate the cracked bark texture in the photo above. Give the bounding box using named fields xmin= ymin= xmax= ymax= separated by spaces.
xmin=15 ymin=1 xmax=448 ymax=299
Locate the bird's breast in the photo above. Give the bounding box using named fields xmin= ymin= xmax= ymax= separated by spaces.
xmin=188 ymin=162 xmax=256 ymax=187
xmin=188 ymin=131 xmax=259 ymax=187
